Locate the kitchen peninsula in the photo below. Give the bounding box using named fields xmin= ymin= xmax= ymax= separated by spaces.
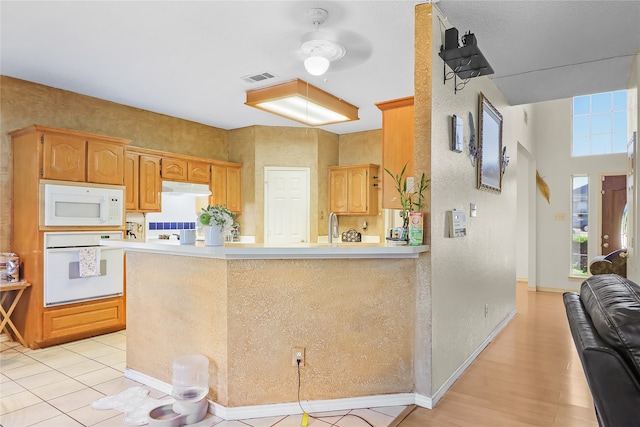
xmin=103 ymin=239 xmax=429 ymax=419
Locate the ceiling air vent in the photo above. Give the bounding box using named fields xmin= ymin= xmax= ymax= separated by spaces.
xmin=242 ymin=72 xmax=277 ymax=84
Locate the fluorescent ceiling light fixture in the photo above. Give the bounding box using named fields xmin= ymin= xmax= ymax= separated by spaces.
xmin=245 ymin=79 xmax=359 ymax=126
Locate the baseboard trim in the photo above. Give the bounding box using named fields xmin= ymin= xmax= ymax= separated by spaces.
xmin=429 ymin=307 xmax=517 ymax=406
xmin=125 ymin=369 xmax=431 ymax=420
xmin=536 ymin=286 xmax=578 ymax=293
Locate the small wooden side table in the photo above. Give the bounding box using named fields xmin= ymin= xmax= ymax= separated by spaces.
xmin=0 ymin=280 xmax=31 ymax=347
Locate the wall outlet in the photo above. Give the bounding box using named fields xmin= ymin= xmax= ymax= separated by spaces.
xmin=292 ymin=347 xmax=305 ymax=367
xmin=484 ymin=304 xmax=489 ymax=317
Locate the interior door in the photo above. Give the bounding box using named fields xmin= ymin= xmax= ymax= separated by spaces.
xmin=601 ymin=175 xmax=627 ymax=254
xmin=264 ymin=168 xmax=309 ymax=244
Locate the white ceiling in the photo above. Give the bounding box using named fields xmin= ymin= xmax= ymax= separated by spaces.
xmin=1 ymin=1 xmax=638 ymax=135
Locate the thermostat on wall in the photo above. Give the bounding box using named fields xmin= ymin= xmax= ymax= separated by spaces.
xmin=448 ymin=209 xmax=467 ymax=238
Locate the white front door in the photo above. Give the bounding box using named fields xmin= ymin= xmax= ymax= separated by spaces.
xmin=264 ymin=167 xmax=310 ymax=244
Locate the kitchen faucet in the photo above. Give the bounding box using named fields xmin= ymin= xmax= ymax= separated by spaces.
xmin=328 ymin=212 xmax=339 ymax=244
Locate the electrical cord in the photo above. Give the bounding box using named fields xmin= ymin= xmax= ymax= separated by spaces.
xmin=296 ymin=359 xmax=374 ymax=427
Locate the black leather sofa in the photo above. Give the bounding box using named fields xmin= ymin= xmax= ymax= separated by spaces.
xmin=563 ymin=274 xmax=640 ymax=426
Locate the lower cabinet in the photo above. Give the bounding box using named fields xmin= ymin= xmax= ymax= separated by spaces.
xmin=42 ymin=298 xmax=125 ymax=342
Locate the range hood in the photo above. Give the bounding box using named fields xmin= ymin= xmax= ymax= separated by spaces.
xmin=161 ymin=181 xmax=211 ymax=196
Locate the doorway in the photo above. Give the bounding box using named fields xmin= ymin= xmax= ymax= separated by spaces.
xmin=264 ymin=167 xmax=310 ymax=244
xmin=601 ymin=175 xmax=627 ymax=254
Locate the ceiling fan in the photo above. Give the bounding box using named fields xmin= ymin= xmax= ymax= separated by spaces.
xmin=297 ymin=8 xmax=372 ymax=76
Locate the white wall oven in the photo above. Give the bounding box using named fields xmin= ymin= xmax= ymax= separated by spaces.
xmin=44 ymin=232 xmax=124 ymax=307
xmin=42 ymin=181 xmax=124 ymax=227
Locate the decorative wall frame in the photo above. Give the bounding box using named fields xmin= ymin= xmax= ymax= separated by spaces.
xmin=477 ymin=93 xmax=503 ymax=193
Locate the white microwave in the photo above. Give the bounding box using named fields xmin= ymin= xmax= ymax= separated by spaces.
xmin=42 ymin=181 xmax=124 ymax=227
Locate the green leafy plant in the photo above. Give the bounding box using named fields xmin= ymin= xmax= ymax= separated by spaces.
xmin=384 ymin=162 xmax=430 ymax=217
xmin=198 ymin=204 xmax=237 ymax=233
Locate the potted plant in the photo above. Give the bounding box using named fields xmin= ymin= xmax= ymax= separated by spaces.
xmin=385 ymin=162 xmax=429 ymax=241
xmin=197 ymin=204 xmax=237 ymax=246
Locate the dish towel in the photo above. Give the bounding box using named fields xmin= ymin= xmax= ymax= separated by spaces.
xmin=79 ymin=247 xmax=101 ymax=277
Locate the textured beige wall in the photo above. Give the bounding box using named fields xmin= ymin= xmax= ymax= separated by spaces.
xmin=317 ymin=130 xmax=340 ymax=236
xmin=125 ymin=252 xmax=417 ymax=407
xmin=233 ymin=126 xmax=341 ymax=243
xmin=427 ymin=5 xmax=518 ymax=394
xmin=337 ymin=130 xmax=385 ymax=240
xmin=228 ymin=127 xmax=256 ymax=236
xmin=413 ymin=4 xmax=433 ymax=397
xmin=0 ymin=76 xmax=229 ymax=251
xmin=125 ymin=252 xmax=229 ymax=403
xmin=229 ymin=127 xmax=386 ymax=242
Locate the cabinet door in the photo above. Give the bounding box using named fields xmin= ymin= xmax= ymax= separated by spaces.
xmin=210 ymin=164 xmax=227 ymax=207
xmin=161 ymin=157 xmax=187 ymax=180
xmin=329 ymin=168 xmax=348 ymax=213
xmin=377 ymin=97 xmax=414 ymax=209
xmin=124 ymin=153 xmax=139 ymax=211
xmin=42 ymin=133 xmax=86 ymax=182
xmin=347 ymin=167 xmax=369 ymax=213
xmin=138 ymin=155 xmax=161 ymax=211
xmin=226 ymin=166 xmax=242 ymax=214
xmin=43 ymin=298 xmax=125 ymax=340
xmin=187 ymin=161 xmax=210 ymax=184
xmin=86 ymin=140 xmax=124 ymax=185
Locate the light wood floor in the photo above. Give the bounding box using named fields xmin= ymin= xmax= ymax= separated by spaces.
xmin=396 ymin=283 xmax=598 ymax=427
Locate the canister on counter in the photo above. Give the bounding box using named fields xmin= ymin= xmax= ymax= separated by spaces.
xmin=1 ymin=253 xmax=20 ymax=282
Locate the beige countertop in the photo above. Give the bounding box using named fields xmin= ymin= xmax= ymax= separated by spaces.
xmin=101 ymin=238 xmax=429 ymax=259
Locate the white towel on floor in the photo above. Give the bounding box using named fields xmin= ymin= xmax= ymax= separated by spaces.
xmin=79 ymin=247 xmax=100 ymax=277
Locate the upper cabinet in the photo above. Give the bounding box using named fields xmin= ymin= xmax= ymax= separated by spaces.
xmin=376 ymin=97 xmax=414 ymax=210
xmin=124 ymin=153 xmax=139 ymax=210
xmin=188 ymin=161 xmax=211 ymax=184
xmin=329 ymin=164 xmax=379 ymax=215
xmin=211 ymin=163 xmax=242 ymax=215
xmin=125 ymin=149 xmax=162 ymax=212
xmin=161 ymin=157 xmax=187 ymax=181
xmin=161 ymin=158 xmax=210 ymax=184
xmin=138 ymin=155 xmax=162 ymax=211
xmin=125 ymin=147 xmax=242 ymax=214
xmin=86 ymin=139 xmax=125 ymax=185
xmin=37 ymin=126 xmax=129 ymax=184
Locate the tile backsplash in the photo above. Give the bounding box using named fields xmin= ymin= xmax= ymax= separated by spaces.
xmin=148 ymin=221 xmax=196 ymax=230
xmin=146 ymin=194 xmax=201 ymax=238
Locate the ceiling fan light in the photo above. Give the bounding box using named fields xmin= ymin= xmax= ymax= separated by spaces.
xmin=304 ymin=55 xmax=330 ymax=76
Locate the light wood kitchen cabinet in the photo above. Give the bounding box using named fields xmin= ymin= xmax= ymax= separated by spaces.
xmin=87 ymin=139 xmax=125 ymax=185
xmin=187 ymin=161 xmax=210 ymax=184
xmin=160 ymin=157 xmax=210 ymax=184
xmin=376 ymin=96 xmax=414 ymax=209
xmin=138 ymin=155 xmax=162 ymax=211
xmin=161 ymin=157 xmax=187 ymax=180
xmin=124 ymin=153 xmax=139 ymax=210
xmin=329 ymin=164 xmax=379 ymax=215
xmin=39 ymin=126 xmax=128 ymax=184
xmin=124 ymin=147 xmax=241 ymax=214
xmin=42 ymin=132 xmax=86 ymax=181
xmin=210 ymin=164 xmax=227 ymax=207
xmin=210 ymin=163 xmax=242 ymax=214
xmin=43 ymin=299 xmax=125 ymax=341
xmin=124 ymin=151 xmax=161 ymax=212
xmin=226 ymin=165 xmax=242 ymax=213
xmin=9 ymin=124 xmax=129 ymax=349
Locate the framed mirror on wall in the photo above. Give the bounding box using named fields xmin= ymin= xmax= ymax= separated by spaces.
xmin=477 ymin=93 xmax=503 ymax=193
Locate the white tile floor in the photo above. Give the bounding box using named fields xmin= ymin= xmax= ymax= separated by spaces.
xmin=0 ymin=332 xmax=405 ymax=427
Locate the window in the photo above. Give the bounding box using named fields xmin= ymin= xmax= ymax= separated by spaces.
xmin=573 ymin=90 xmax=628 ymax=156
xmin=571 ymin=176 xmax=588 ymax=276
